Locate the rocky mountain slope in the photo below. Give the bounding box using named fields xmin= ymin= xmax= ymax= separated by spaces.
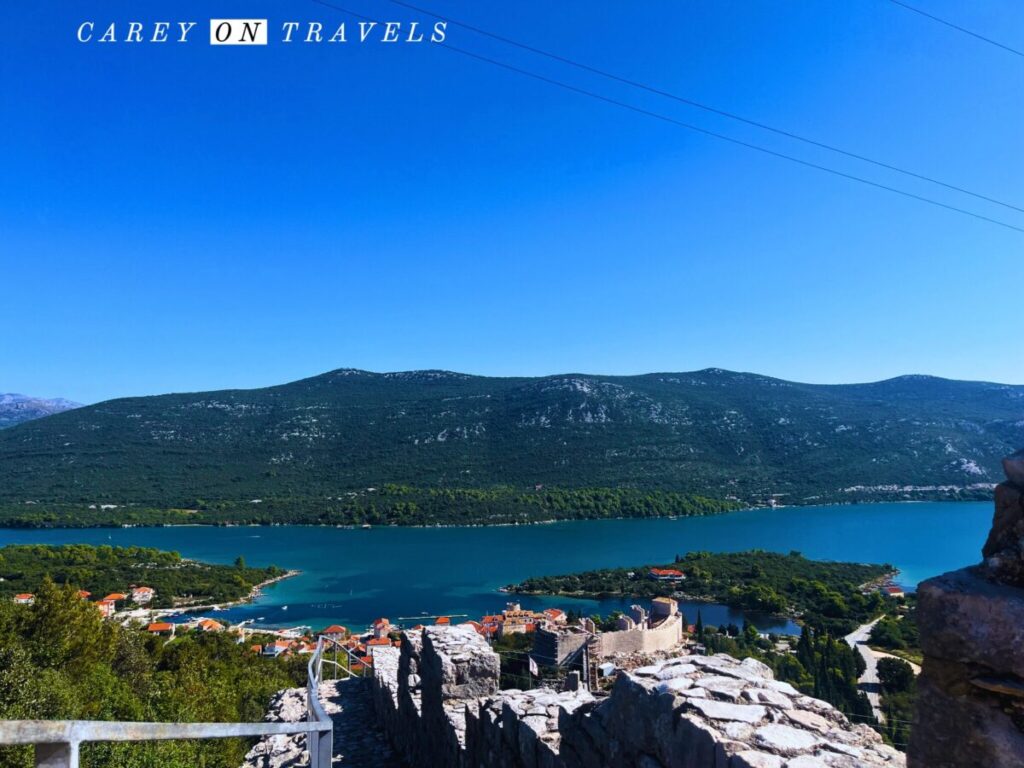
xmin=0 ymin=393 xmax=80 ymax=429
xmin=0 ymin=368 xmax=1020 ymax=508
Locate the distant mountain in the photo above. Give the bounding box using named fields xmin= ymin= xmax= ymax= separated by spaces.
xmin=0 ymin=369 xmax=1020 ymax=509
xmin=0 ymin=393 xmax=80 ymax=429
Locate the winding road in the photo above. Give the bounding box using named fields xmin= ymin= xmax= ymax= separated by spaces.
xmin=845 ymin=619 xmax=884 ymax=721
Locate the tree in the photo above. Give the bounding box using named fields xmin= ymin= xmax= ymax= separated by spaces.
xmin=234 ymin=556 xmax=246 ymax=570
xmin=877 ymin=658 xmax=915 ymax=693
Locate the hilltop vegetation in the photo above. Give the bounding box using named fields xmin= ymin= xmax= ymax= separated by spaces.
xmin=513 ymin=550 xmax=894 ymax=635
xmin=0 ymin=368 xmax=1019 ymax=526
xmin=0 ymin=580 xmax=303 ymax=768
xmin=0 ymin=545 xmax=283 ymax=608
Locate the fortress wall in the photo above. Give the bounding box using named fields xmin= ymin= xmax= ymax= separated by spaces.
xmin=596 ymin=612 xmax=683 ymax=657
xmin=371 ymin=625 xmax=902 ymax=768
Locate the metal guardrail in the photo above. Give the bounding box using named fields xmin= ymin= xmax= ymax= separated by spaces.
xmin=0 ymin=635 xmax=339 ymax=768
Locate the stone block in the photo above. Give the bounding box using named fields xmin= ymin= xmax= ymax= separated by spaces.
xmin=908 ymin=665 xmax=1024 ymax=768
xmin=421 ymin=625 xmax=500 ymax=701
xmin=916 ymin=566 xmax=1024 ymax=678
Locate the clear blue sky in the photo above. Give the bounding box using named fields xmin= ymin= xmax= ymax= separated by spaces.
xmin=2 ymin=1 xmax=1022 ymax=404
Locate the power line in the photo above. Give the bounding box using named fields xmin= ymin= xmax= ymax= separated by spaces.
xmin=888 ymin=0 xmax=1024 ymax=58
xmin=310 ymin=0 xmax=1024 ymax=234
xmin=384 ymin=0 xmax=1024 ymax=216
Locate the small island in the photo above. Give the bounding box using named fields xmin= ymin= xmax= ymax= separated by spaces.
xmin=510 ymin=550 xmax=897 ymax=634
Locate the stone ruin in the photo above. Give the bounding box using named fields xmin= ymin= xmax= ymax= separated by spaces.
xmin=909 ymin=450 xmax=1024 ymax=766
xmin=370 ymin=623 xmax=904 ymax=767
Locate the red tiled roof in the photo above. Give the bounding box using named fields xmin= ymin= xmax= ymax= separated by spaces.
xmin=147 ymin=622 xmax=174 ymax=633
xmin=103 ymin=593 xmax=128 ymax=601
xmin=367 ymin=637 xmax=391 ymax=646
xmin=77 ymin=590 xmax=91 ymax=598
xmin=649 ymin=568 xmax=684 ymax=577
xmin=435 ymin=616 xmax=451 ymax=625
xmin=322 ymin=624 xmax=348 ymax=635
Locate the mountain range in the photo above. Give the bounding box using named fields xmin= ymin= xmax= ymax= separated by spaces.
xmin=0 ymin=368 xmax=1020 ymax=513
xmin=0 ymin=393 xmax=80 ymax=429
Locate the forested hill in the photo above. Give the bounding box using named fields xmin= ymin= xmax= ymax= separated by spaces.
xmin=0 ymin=368 xmax=1021 ymax=511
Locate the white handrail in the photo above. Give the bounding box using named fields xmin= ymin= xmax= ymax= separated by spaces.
xmin=1 ymin=635 xmax=338 ymax=768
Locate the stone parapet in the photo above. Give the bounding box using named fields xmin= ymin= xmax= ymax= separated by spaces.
xmin=909 ymin=566 xmax=1024 ymax=766
xmin=909 ymin=457 xmax=1024 ymax=767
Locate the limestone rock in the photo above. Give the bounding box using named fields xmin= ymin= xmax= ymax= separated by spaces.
xmin=730 ymin=751 xmax=784 ymax=768
xmin=752 ymin=724 xmax=820 ymax=755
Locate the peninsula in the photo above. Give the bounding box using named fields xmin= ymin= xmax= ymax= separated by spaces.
xmin=510 ymin=550 xmax=897 ymax=635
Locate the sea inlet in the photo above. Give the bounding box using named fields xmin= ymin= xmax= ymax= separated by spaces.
xmin=0 ymin=501 xmax=991 ymax=635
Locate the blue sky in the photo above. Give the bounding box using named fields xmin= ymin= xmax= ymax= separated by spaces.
xmin=2 ymin=1 xmax=1022 ymax=403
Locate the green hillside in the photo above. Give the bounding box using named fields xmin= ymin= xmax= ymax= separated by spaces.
xmin=0 ymin=368 xmax=1020 ymax=524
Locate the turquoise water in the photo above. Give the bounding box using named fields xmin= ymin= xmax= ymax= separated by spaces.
xmin=0 ymin=501 xmax=991 ymax=635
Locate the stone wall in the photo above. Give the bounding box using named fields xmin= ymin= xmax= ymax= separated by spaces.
xmin=595 ymin=612 xmax=683 ymax=657
xmin=530 ymin=626 xmax=589 ymax=667
xmin=370 ymin=624 xmax=903 ymax=767
xmin=909 ymin=452 xmax=1024 ymax=767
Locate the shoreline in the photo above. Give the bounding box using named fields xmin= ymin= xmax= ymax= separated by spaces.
xmin=123 ymin=569 xmax=301 ymax=622
xmin=507 ymin=565 xmax=901 ymax=625
xmin=0 ymin=496 xmax=992 ymax=532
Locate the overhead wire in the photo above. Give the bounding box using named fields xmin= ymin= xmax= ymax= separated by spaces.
xmin=310 ymin=0 xmax=1024 ymax=234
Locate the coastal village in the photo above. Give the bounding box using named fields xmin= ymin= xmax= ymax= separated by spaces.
xmin=9 ymin=564 xmax=906 ymax=686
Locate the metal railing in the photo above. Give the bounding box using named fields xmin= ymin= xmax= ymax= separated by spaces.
xmin=0 ymin=636 xmax=338 ymax=768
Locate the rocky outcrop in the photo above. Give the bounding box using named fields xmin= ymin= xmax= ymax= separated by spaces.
xmin=910 ymin=454 xmax=1024 ymax=767
xmin=370 ymin=625 xmax=903 ymax=768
